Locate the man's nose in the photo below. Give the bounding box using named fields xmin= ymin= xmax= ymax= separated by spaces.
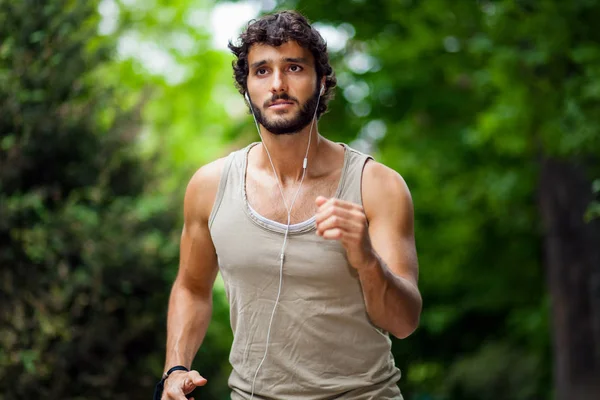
xmin=271 ymin=70 xmax=287 ymax=93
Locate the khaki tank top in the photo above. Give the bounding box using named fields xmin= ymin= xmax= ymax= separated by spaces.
xmin=209 ymin=143 xmax=402 ymax=400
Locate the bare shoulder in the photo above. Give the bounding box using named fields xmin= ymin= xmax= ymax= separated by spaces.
xmin=184 ymin=156 xmax=229 ymax=223
xmin=362 ymin=160 xmax=414 ymax=222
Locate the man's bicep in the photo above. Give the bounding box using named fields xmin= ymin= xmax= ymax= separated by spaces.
xmin=363 ymin=162 xmax=419 ymax=285
xmin=175 ymin=159 xmax=225 ymax=296
xmin=177 ymin=220 xmax=219 ymax=297
xmin=369 ymin=220 xmax=419 ymax=285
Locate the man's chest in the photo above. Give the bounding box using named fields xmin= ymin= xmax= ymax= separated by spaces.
xmin=245 ymin=174 xmax=339 ymax=224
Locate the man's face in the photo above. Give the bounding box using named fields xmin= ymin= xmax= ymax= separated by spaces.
xmin=246 ymin=40 xmax=320 ymax=135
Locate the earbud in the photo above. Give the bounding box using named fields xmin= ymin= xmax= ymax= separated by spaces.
xmin=320 ymin=85 xmax=325 ymax=96
xmin=245 ymin=92 xmax=250 ymax=103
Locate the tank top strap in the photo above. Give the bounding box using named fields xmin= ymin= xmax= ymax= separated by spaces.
xmin=208 ymin=144 xmax=255 ymax=229
xmin=336 ymin=143 xmax=373 ymax=206
xmin=210 ymin=142 xmax=371 ymax=230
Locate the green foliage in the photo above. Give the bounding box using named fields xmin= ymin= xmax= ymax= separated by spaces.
xmin=0 ymin=0 xmax=237 ymax=398
xmin=444 ymin=341 xmax=542 ymax=400
xmin=585 ymin=179 xmax=600 ymax=221
xmin=3 ymin=0 xmax=599 ymax=399
xmin=106 ymin=0 xmax=243 ymax=189
xmin=0 ymin=1 xmax=209 ymax=398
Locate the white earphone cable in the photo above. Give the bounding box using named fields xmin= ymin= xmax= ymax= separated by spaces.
xmin=246 ymin=88 xmax=322 ymax=399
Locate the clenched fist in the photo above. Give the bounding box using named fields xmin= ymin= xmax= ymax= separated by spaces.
xmin=315 ymin=196 xmax=377 ymax=271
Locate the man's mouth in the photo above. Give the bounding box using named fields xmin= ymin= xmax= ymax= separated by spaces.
xmin=269 ymin=100 xmax=295 ymax=109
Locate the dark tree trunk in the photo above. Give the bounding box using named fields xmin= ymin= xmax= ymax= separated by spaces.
xmin=539 ymin=157 xmax=600 ymax=400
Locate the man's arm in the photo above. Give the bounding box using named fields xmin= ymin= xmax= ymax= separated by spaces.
xmin=315 ymin=161 xmax=421 ymax=339
xmin=162 ymin=158 xmax=225 ymax=399
xmin=357 ymin=161 xmax=421 ymax=339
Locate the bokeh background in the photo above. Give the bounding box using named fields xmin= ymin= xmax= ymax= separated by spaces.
xmin=1 ymin=0 xmax=600 ymax=399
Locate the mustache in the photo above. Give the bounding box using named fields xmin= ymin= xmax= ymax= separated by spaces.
xmin=263 ymin=93 xmax=299 ymax=108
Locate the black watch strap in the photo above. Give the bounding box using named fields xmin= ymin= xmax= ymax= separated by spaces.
xmin=153 ymin=365 xmax=189 ymax=400
xmin=162 ymin=365 xmax=189 ymax=379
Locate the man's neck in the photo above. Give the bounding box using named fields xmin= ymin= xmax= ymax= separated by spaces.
xmin=257 ymin=123 xmax=322 ymax=185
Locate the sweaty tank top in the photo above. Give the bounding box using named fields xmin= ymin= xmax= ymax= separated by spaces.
xmin=209 ymin=142 xmax=402 ymax=400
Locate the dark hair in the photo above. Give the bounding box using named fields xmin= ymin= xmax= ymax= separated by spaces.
xmin=228 ymin=10 xmax=337 ymax=118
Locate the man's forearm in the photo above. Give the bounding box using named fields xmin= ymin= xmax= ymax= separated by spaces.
xmin=357 ymin=253 xmax=422 ymax=339
xmin=164 ymin=281 xmax=212 ymax=370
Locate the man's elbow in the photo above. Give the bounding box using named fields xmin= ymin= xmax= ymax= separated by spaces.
xmin=390 ymin=315 xmax=420 ymax=339
xmin=170 ymin=277 xmax=213 ymax=303
xmin=390 ymin=298 xmax=422 ymax=339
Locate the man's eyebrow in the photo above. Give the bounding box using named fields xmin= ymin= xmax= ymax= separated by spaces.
xmin=284 ymin=57 xmax=308 ymax=64
xmin=249 ymin=57 xmax=309 ymax=69
xmin=250 ymin=59 xmax=269 ymax=69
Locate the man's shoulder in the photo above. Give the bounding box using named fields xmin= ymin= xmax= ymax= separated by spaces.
xmin=188 ymin=156 xmax=228 ymax=191
xmin=187 ymin=144 xmax=250 ymax=187
xmin=183 ymin=152 xmax=237 ymax=221
xmin=362 ymin=160 xmax=413 ymax=216
xmin=363 ymin=160 xmax=406 ymax=188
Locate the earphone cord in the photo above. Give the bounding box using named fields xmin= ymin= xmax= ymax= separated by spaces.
xmin=247 ymin=91 xmax=321 ymax=400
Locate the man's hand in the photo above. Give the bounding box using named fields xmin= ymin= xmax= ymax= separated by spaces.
xmin=162 ymin=370 xmax=207 ymax=400
xmin=315 ymin=196 xmax=376 ymax=271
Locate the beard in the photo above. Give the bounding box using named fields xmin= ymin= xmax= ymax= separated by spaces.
xmin=251 ymin=88 xmax=319 ymax=135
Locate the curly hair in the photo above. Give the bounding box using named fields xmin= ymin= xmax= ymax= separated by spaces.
xmin=228 ymin=10 xmax=337 ymax=118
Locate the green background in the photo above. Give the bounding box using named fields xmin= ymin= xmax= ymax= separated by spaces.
xmin=2 ymin=0 xmax=599 ymax=399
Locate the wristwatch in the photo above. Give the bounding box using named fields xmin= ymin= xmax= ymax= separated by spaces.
xmin=153 ymin=365 xmax=189 ymax=400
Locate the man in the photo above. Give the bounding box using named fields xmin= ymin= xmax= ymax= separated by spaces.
xmin=158 ymin=10 xmax=422 ymax=400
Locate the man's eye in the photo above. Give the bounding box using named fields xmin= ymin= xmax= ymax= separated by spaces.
xmin=289 ymin=65 xmax=302 ymax=72
xmin=256 ymin=68 xmax=267 ymax=75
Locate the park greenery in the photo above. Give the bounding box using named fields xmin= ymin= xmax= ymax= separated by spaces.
xmin=1 ymin=0 xmax=599 ymax=399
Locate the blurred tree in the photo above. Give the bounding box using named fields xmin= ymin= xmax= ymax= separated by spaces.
xmin=0 ymin=0 xmax=232 ymax=398
xmin=110 ymin=0 xmax=247 ymax=189
xmin=3 ymin=0 xmax=598 ymax=398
